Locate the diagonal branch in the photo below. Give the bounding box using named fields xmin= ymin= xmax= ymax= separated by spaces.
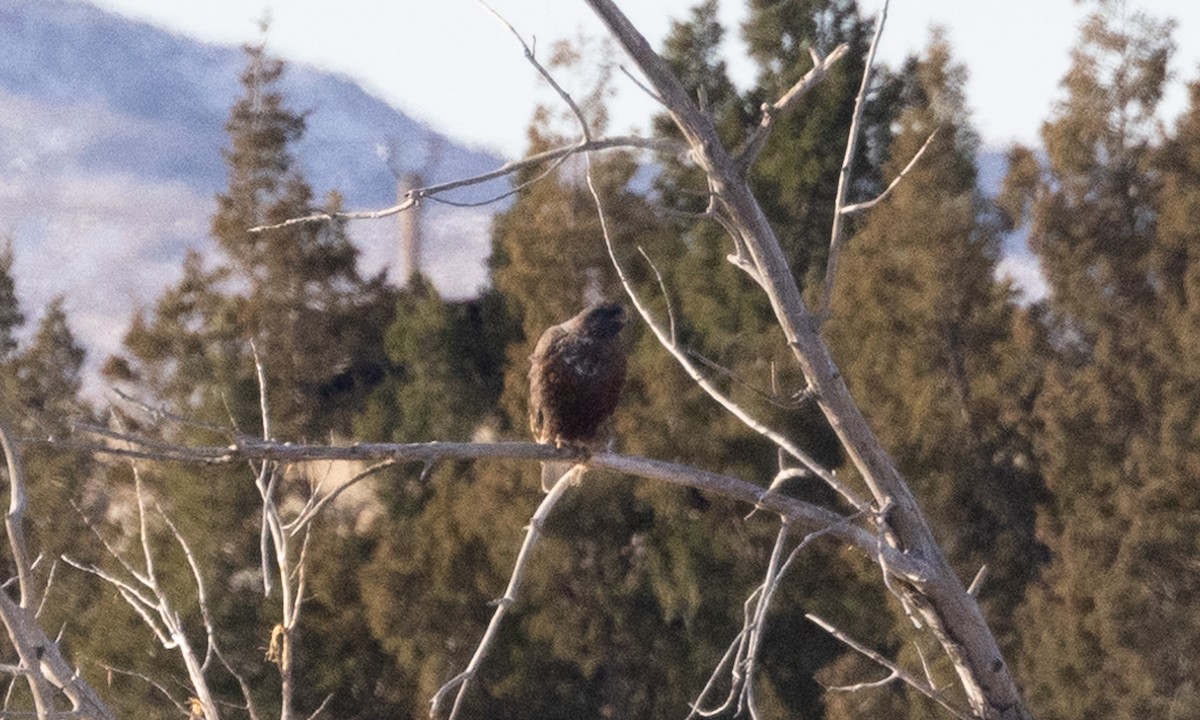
xmin=840 ymin=129 xmax=938 ymax=215
xmin=807 ymin=613 xmax=974 ymax=720
xmin=581 ymin=1 xmax=1031 ymax=718
xmin=480 ymin=0 xmax=591 ymax=140
xmin=585 ymin=154 xmax=869 ymax=512
xmin=735 ymin=43 xmax=851 ymax=170
xmin=430 ymin=468 xmax=580 ymax=720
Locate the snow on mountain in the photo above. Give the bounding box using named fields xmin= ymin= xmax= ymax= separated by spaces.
xmin=0 ymin=0 xmax=506 ymax=391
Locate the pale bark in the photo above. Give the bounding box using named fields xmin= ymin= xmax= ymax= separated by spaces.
xmin=583 ymin=1 xmax=1032 ymax=717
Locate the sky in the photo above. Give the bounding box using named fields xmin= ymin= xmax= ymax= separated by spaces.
xmin=86 ymin=0 xmax=1200 ymax=158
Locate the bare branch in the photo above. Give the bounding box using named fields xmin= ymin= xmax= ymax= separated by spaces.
xmin=819 ymin=1 xmax=889 ymax=319
xmin=585 ymin=147 xmax=869 ymax=512
xmin=214 ymin=645 xmax=263 ymax=720
xmin=0 ymin=589 xmax=114 ymax=720
xmin=735 ymin=43 xmax=851 ymax=169
xmin=96 ymin=663 xmax=188 ymax=717
xmin=247 ymin=135 xmax=673 ymax=233
xmin=0 ymin=421 xmax=114 ymax=719
xmin=824 ymin=668 xmax=899 ymax=692
xmin=807 ymin=614 xmax=975 ymax=720
xmin=430 ymin=467 xmax=580 ymax=720
xmin=635 ymin=247 xmax=677 ymax=344
xmin=480 ymin=0 xmax=591 ymax=139
xmin=0 ymin=420 xmax=35 ymax=609
xmin=303 ymin=694 xmax=334 ymax=720
xmin=619 ymin=64 xmax=664 ymax=106
xmin=155 ymin=504 xmax=217 ymax=671
xmin=967 ymin=564 xmax=988 ymax=597
xmin=66 ymin=473 xmax=221 ymax=720
xmin=43 ymin=433 xmax=924 ymax=581
xmin=251 ymin=344 xmax=276 ymax=599
xmin=840 ymin=129 xmax=938 ymax=215
xmin=286 ymin=459 xmax=398 ymax=534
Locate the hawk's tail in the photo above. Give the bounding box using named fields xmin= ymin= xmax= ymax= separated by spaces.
xmin=540 ymin=461 xmax=582 ymax=492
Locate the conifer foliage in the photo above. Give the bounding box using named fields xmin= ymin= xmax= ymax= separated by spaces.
xmin=110 ymin=39 xmax=392 ymax=440
xmin=9 ymin=2 xmax=1200 ymax=719
xmin=1008 ymin=5 xmax=1200 ymax=718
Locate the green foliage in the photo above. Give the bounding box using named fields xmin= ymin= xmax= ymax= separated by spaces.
xmin=1008 ymin=6 xmax=1200 ymax=719
xmin=823 ymin=31 xmax=1045 ymax=715
xmin=357 ymin=275 xmax=514 ymax=446
xmin=112 ymin=42 xmax=393 ymax=441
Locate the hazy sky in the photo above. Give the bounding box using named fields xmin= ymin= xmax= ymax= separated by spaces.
xmin=87 ymin=0 xmax=1200 ymax=156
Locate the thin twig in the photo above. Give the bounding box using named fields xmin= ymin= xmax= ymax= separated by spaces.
xmin=480 ymin=0 xmax=591 ymax=140
xmin=840 ymin=129 xmax=938 ymax=215
xmin=303 ymin=694 xmax=335 ymax=720
xmin=738 ymin=523 xmax=790 ymax=718
xmin=156 ymin=503 xmax=217 ymax=671
xmin=287 ymin=459 xmax=399 ymax=534
xmin=806 ymin=614 xmax=974 ymax=720
xmin=247 ymin=135 xmax=672 ymax=233
xmin=819 ymin=1 xmax=888 ymax=319
xmin=636 ymin=247 xmax=677 ymax=344
xmin=214 ymin=645 xmax=263 ymax=720
xmin=620 ymin=64 xmax=664 ymax=106
xmin=97 ymin=663 xmax=188 ymax=716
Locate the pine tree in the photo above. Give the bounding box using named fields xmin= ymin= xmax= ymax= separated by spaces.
xmin=112 ymin=41 xmax=392 ymax=440
xmin=822 ymin=31 xmax=1045 ymax=716
xmin=1007 ymin=5 xmax=1197 ymax=718
xmin=94 ymin=38 xmax=397 ymax=717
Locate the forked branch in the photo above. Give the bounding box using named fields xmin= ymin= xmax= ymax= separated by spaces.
xmin=582 ymin=0 xmax=1031 ymax=717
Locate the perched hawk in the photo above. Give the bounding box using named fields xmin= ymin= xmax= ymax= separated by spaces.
xmin=528 ymin=303 xmax=628 ymax=490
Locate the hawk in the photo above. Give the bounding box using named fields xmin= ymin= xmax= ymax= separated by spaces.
xmin=528 ymin=303 xmax=628 ymax=490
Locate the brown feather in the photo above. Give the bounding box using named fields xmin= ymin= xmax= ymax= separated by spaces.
xmin=528 ymin=303 xmax=627 ymax=490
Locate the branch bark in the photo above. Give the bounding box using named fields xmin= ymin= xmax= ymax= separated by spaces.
xmin=581 ymin=1 xmax=1031 ymax=717
xmin=56 ymin=430 xmax=924 ymax=582
xmin=0 ymin=421 xmax=115 ymax=720
xmin=247 ymin=135 xmax=675 ymax=233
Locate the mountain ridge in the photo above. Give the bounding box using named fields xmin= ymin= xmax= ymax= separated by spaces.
xmin=1 ymin=0 xmax=506 ymax=392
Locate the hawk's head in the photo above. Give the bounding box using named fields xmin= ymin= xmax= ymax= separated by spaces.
xmin=579 ymin=303 xmax=626 ymax=340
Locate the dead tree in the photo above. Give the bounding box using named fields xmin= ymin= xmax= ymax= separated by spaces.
xmin=0 ymin=2 xmax=1033 ymax=719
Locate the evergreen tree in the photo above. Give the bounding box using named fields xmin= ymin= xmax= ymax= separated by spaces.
xmin=356 ymin=273 xmax=512 ymax=445
xmin=823 ymin=31 xmax=1045 ymax=716
xmin=1006 ymin=5 xmax=1198 ymax=718
xmin=111 ymin=41 xmax=392 ymax=440
xmin=0 ymin=241 xmax=22 ymax=361
xmin=95 ymin=38 xmax=396 ymax=717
